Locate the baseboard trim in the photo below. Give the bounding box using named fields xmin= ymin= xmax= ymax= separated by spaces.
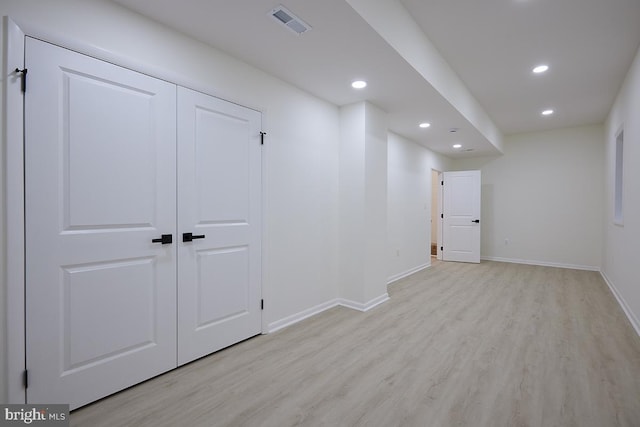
xmin=481 ymin=256 xmax=600 ymax=272
xmin=267 ymin=299 xmax=340 ymax=333
xmin=600 ymin=271 xmax=640 ymax=337
xmin=338 ymin=293 xmax=390 ymax=312
xmin=387 ymin=263 xmax=430 ymax=285
xmin=267 ymin=293 xmax=390 ymax=333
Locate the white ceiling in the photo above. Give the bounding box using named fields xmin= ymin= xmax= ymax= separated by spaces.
xmin=401 ymin=0 xmax=640 ymax=136
xmin=112 ymin=0 xmax=640 ymax=157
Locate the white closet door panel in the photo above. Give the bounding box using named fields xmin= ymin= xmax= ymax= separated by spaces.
xmin=196 ymin=246 xmax=249 ymax=326
xmin=63 ymin=70 xmax=158 ymax=227
xmin=25 ymin=37 xmax=177 ymax=409
xmin=177 ymin=87 xmax=262 ymax=366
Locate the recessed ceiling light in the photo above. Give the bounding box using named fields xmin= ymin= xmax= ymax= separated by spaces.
xmin=533 ymin=65 xmax=549 ymax=74
xmin=351 ymin=80 xmax=367 ymax=89
xmin=419 ymin=122 xmax=431 ymax=128
xmin=541 ymin=109 xmax=554 ymax=116
xmin=453 ymin=144 xmax=462 ymax=149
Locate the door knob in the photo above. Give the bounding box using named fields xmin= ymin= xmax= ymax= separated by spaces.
xmin=183 ymin=232 xmax=206 ymax=242
xmin=472 ymin=219 xmax=480 ymax=224
xmin=151 ymin=234 xmax=172 ymax=244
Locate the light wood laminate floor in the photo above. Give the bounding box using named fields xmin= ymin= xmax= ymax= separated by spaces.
xmin=72 ymin=261 xmax=640 ymax=427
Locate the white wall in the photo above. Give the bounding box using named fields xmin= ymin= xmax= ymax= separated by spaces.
xmin=454 ymin=125 xmax=604 ymax=270
xmin=1 ymin=0 xmax=341 ymax=401
xmin=387 ymin=133 xmax=452 ymax=282
xmin=363 ymin=104 xmax=389 ymax=302
xmin=339 ymin=102 xmax=389 ymax=305
xmin=339 ymin=103 xmax=366 ymax=302
xmin=603 ymin=45 xmax=640 ymax=334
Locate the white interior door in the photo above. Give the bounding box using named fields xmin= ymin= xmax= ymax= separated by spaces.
xmin=25 ymin=38 xmax=177 ymax=409
xmin=442 ymin=170 xmax=481 ymax=263
xmin=177 ymin=87 xmax=262 ymax=366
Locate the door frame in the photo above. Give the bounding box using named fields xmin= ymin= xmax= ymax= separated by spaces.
xmin=2 ymin=17 xmax=267 ymax=404
xmin=437 ymin=171 xmax=443 ymax=261
xmin=3 ymin=17 xmax=27 ymax=404
xmin=430 ymin=169 xmax=443 ymax=261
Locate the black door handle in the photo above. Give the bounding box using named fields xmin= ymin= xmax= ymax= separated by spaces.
xmin=183 ymin=232 xmax=206 ymax=242
xmin=152 ymin=234 xmax=172 ymax=244
xmin=472 ymin=219 xmax=480 ymax=224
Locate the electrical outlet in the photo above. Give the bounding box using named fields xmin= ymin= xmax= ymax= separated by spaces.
xmin=504 ymin=238 xmax=509 ymax=245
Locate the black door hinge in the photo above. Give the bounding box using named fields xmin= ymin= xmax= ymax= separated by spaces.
xmin=260 ymin=131 xmax=266 ymax=145
xmin=261 ymin=299 xmax=264 ymax=310
xmin=15 ymin=68 xmax=27 ymax=93
xmin=23 ymin=370 xmax=28 ymax=389
xmin=441 ymin=181 xmax=444 ymax=186
xmin=440 ymin=246 xmax=443 ymax=251
xmin=441 ymin=214 xmax=443 ymax=219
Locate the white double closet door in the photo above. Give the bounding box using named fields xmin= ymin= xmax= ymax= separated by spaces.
xmin=24 ymin=38 xmax=262 ymax=409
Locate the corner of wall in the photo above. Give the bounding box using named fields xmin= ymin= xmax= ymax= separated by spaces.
xmin=601 ymin=42 xmax=640 ymax=337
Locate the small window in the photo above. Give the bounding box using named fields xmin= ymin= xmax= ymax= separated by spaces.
xmin=614 ymin=129 xmax=624 ymax=225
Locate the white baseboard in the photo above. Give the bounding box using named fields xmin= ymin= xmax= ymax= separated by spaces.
xmin=600 ymin=271 xmax=640 ymax=337
xmin=338 ymin=293 xmax=390 ymax=312
xmin=481 ymin=256 xmax=600 ymax=272
xmin=267 ymin=293 xmax=390 ymax=333
xmin=266 ymin=268 xmax=640 ymax=342
xmin=387 ymin=263 xmax=430 ymax=285
xmin=267 ymin=298 xmax=340 ymax=333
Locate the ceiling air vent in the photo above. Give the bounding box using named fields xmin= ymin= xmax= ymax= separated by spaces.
xmin=269 ymin=5 xmax=311 ymax=35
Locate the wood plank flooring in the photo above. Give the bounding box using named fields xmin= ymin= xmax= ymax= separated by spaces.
xmin=71 ymin=261 xmax=640 ymax=427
